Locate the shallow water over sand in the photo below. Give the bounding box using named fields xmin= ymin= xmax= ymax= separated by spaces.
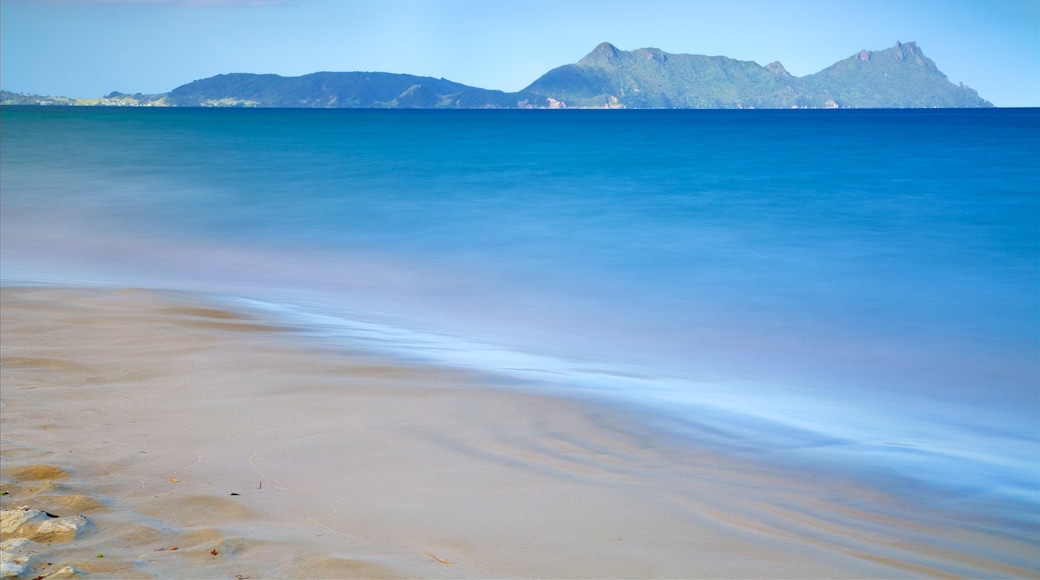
xmin=2 ymin=107 xmax=1038 ymax=519
xmin=6 ymin=286 xmax=1036 ymax=578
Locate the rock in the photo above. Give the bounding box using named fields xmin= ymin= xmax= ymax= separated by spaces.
xmin=33 ymin=515 xmax=90 ymax=544
xmin=0 ymin=538 xmax=37 ymax=579
xmin=47 ymin=565 xmax=80 ymax=578
xmin=0 ymin=508 xmax=90 ymax=544
xmin=0 ymin=509 xmax=49 ymax=535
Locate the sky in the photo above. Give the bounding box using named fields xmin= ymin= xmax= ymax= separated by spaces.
xmin=1 ymin=0 xmax=1038 ymax=107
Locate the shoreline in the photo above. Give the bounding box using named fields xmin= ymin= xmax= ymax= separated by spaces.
xmin=2 ymin=285 xmax=1037 ymax=578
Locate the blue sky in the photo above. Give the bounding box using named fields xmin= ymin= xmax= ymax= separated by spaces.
xmin=2 ymin=0 xmax=1038 ymax=106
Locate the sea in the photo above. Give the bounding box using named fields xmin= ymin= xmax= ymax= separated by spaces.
xmin=2 ymin=106 xmax=1038 ymax=523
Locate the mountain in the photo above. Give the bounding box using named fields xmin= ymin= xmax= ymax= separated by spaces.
xmin=798 ymin=42 xmax=989 ymax=108
xmin=3 ymin=42 xmax=992 ymax=109
xmin=522 ymin=41 xmax=990 ymax=109
xmin=524 ymin=42 xmax=801 ymax=108
xmin=166 ymin=71 xmax=541 ymax=108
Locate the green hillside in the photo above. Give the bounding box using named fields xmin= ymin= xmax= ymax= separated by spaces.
xmin=799 ymin=42 xmax=989 ymax=108
xmin=524 ymin=42 xmax=803 ymax=108
xmin=166 ymin=71 xmax=540 ymax=108
xmin=522 ymin=41 xmax=991 ymax=109
xmin=3 ymin=42 xmax=993 ymax=109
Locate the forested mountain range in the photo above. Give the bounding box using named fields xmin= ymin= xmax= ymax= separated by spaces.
xmin=524 ymin=41 xmax=989 ymax=108
xmin=2 ymin=41 xmax=992 ymax=109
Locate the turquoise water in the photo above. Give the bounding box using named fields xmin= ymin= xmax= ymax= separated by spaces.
xmin=2 ymin=107 xmax=1038 ymax=520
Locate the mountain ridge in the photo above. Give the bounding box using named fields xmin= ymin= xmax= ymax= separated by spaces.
xmin=521 ymin=41 xmax=989 ymax=109
xmin=1 ymin=41 xmax=993 ymax=109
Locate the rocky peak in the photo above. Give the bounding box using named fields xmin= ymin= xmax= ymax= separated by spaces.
xmin=766 ymin=61 xmax=790 ymax=77
xmin=885 ymin=41 xmax=934 ymax=68
xmin=888 ymin=40 xmax=924 ymax=60
xmin=634 ymin=47 xmax=668 ymax=63
xmin=580 ymin=42 xmax=621 ymax=66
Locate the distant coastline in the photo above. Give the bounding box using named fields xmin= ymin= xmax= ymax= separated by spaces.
xmin=1 ymin=41 xmax=992 ymax=109
xmin=0 ymin=91 xmax=170 ymax=107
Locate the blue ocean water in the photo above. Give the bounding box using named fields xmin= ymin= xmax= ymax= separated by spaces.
xmin=2 ymin=107 xmax=1038 ymax=519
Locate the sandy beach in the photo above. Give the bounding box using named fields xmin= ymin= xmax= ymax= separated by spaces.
xmin=1 ymin=286 xmax=1037 ymax=579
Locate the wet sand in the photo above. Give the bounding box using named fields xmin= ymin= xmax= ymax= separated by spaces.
xmin=2 ymin=286 xmax=1037 ymax=579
